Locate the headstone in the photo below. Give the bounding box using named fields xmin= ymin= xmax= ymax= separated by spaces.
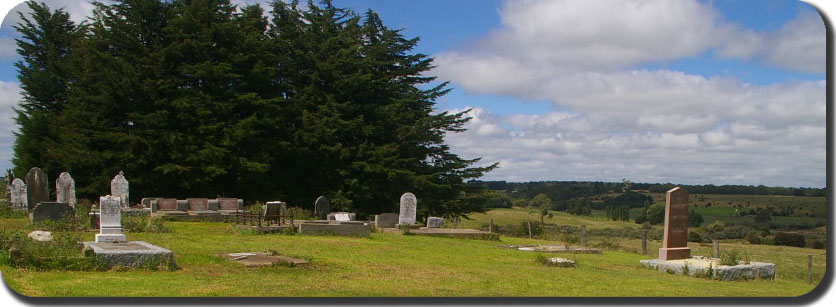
xmin=24 ymin=167 xmax=49 ymax=211
xmin=426 ymin=216 xmax=443 ymax=228
xmin=55 ymin=172 xmax=76 ymax=208
xmin=658 ymin=187 xmax=691 ymax=260
xmin=96 ymin=195 xmax=126 ymax=243
xmin=30 ymin=202 xmax=74 ymax=224
xmin=398 ymin=192 xmax=417 ymax=226
xmin=218 ymin=198 xmax=241 ymax=210
xmin=110 ymin=171 xmax=129 ymax=208
xmin=157 ymin=199 xmax=178 ymax=211
xmin=327 ymin=212 xmax=356 ymax=221
xmin=187 ymin=198 xmax=209 ymax=211
xmin=314 ymin=196 xmax=330 ymax=220
xmin=9 ymin=178 xmax=27 ymax=211
xmin=264 ymin=201 xmax=286 ymax=223
xmin=374 ymin=213 xmax=399 ymax=228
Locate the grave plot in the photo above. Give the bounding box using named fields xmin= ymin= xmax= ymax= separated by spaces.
xmin=503 ymin=245 xmax=602 ymax=254
xmin=640 ymin=187 xmax=775 ymax=281
xmin=221 ymin=252 xmax=310 ymax=268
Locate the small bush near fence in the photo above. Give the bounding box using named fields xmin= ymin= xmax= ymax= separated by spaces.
xmin=773 ymin=232 xmax=806 ymax=247
xmin=0 ymin=230 xmax=106 ymax=271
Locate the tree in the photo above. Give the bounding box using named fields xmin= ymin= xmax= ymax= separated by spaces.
xmin=530 ymin=193 xmax=552 ymax=209
xmin=646 ymin=203 xmax=666 ymax=225
xmin=688 ymin=207 xmax=704 ymax=227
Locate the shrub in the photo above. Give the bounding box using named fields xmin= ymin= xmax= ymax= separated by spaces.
xmin=812 ymin=240 xmax=825 ymax=249
xmin=0 ymin=230 xmax=106 ymax=271
xmin=744 ymin=232 xmax=762 ymax=244
xmin=687 ymin=231 xmax=703 ymax=243
xmin=719 ymin=250 xmax=743 ymax=266
xmin=773 ymin=232 xmax=806 ymax=247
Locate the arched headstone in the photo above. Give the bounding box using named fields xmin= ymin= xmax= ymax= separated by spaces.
xmin=398 ymin=192 xmax=417 ymax=226
xmin=56 ymin=172 xmax=76 ymax=208
xmin=314 ymin=196 xmax=330 ymax=220
xmin=24 ymin=167 xmax=49 ymax=211
xmin=110 ymin=171 xmax=129 ymax=208
xmin=10 ymin=178 xmax=28 ymax=211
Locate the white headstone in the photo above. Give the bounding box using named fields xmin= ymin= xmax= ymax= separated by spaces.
xmin=56 ymin=172 xmax=76 ymax=208
xmin=398 ymin=192 xmax=417 ymax=226
xmin=10 ymin=178 xmax=28 ymax=211
xmin=427 ymin=216 xmax=443 ymax=228
xmin=334 ymin=213 xmax=351 ymax=221
xmin=95 ymin=195 xmax=126 ymax=243
xmin=110 ymin=171 xmax=129 ymax=208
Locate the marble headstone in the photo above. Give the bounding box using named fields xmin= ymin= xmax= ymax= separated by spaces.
xmin=24 ymin=167 xmax=49 ymax=211
xmin=398 ymin=192 xmax=417 ymax=226
xmin=96 ymin=195 xmax=126 ymax=243
xmin=55 ymin=172 xmax=76 ymax=208
xmin=110 ymin=171 xmax=129 ymax=208
xmin=659 ymin=187 xmax=691 ymax=260
xmin=314 ymin=196 xmax=330 ymax=220
xmin=9 ymin=178 xmax=27 ymax=211
xmin=426 ymin=216 xmax=443 ymax=228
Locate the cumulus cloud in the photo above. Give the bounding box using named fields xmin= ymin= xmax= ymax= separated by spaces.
xmin=1 ymin=0 xmax=97 ymax=29
xmin=0 ymin=81 xmax=21 ymax=172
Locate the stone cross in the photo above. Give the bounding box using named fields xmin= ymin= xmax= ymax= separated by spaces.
xmin=398 ymin=192 xmax=417 ymax=226
xmin=24 ymin=167 xmax=49 ymax=211
xmin=658 ymin=187 xmax=691 ymax=260
xmin=9 ymin=178 xmax=27 ymax=211
xmin=95 ymin=195 xmax=126 ymax=243
xmin=110 ymin=171 xmax=129 ymax=208
xmin=314 ymin=196 xmax=330 ymax=220
xmin=55 ymin=172 xmax=76 ymax=208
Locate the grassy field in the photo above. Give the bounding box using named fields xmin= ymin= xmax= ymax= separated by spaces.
xmin=0 ymin=216 xmax=824 ymax=297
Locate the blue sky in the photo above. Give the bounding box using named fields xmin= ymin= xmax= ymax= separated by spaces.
xmin=0 ymin=0 xmax=828 ymax=188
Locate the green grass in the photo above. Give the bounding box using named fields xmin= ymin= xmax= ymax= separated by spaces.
xmin=459 ymin=207 xmax=640 ymax=230
xmin=0 ymin=218 xmax=823 ymax=297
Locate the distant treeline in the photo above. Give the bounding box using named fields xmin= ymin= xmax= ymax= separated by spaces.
xmin=467 ymin=180 xmax=826 ymax=201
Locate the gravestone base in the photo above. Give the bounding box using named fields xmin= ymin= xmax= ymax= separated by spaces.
xmin=658 ymin=247 xmax=691 ymax=260
xmin=640 ymin=256 xmax=775 ymax=281
xmin=95 ymin=233 xmax=127 ymax=243
xmin=83 ymin=241 xmax=174 ymax=269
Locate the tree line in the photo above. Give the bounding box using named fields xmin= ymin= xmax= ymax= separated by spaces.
xmin=11 ymin=0 xmax=496 ymax=219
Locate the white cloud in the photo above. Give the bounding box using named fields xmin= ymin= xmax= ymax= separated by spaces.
xmin=0 ymin=81 xmax=21 ymax=173
xmin=0 ymin=35 xmax=16 ymax=60
xmin=1 ymin=0 xmax=97 ymax=29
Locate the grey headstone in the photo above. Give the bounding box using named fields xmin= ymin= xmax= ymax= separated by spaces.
xmin=96 ymin=195 xmax=126 ymax=243
xmin=398 ymin=192 xmax=417 ymax=226
xmin=314 ymin=196 xmax=330 ymax=220
xmin=110 ymin=171 xmax=129 ymax=207
xmin=24 ymin=167 xmax=49 ymax=212
xmin=55 ymin=172 xmax=76 ymax=208
xmin=10 ymin=178 xmax=27 ymax=211
xmin=426 ymin=216 xmax=443 ymax=228
xmin=374 ymin=213 xmax=399 ymax=228
xmin=264 ymin=201 xmax=286 ymax=217
xmin=30 ymin=202 xmax=74 ymax=224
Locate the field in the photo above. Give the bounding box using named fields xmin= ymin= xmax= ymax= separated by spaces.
xmin=0 ymin=215 xmax=825 ymax=297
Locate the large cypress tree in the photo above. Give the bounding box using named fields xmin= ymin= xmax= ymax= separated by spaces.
xmin=13 ymin=0 xmax=496 ymax=218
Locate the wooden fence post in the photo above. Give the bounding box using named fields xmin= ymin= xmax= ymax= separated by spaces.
xmin=808 ymin=254 xmax=813 ymax=284
xmin=527 ymin=221 xmax=532 ymax=238
xmin=641 ymin=230 xmax=647 ymax=255
xmin=713 ymin=240 xmax=720 ymax=259
xmin=581 ymin=225 xmax=587 ymax=248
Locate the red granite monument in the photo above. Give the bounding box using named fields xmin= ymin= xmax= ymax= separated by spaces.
xmin=658 ymin=187 xmax=691 ymax=260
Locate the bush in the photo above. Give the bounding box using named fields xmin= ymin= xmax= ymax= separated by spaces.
xmin=719 ymin=250 xmax=743 ymax=266
xmin=744 ymin=232 xmax=762 ymax=244
xmin=687 ymin=231 xmax=703 ymax=243
xmin=0 ymin=230 xmax=106 ymax=271
xmin=812 ymin=240 xmax=825 ymax=249
xmin=773 ymin=232 xmax=806 ymax=247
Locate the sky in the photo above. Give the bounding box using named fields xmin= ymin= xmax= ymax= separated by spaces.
xmin=0 ymin=0 xmax=828 ymax=188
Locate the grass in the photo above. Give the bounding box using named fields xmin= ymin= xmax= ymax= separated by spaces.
xmin=458 ymin=207 xmax=640 ymax=230
xmin=0 ymin=217 xmax=823 ymax=297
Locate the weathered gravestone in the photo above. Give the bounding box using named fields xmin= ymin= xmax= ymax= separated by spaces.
xmin=111 ymin=171 xmax=129 ymax=207
xmin=10 ymin=178 xmax=27 ymax=211
xmin=187 ymin=198 xmax=209 ymax=211
xmin=30 ymin=202 xmax=74 ymax=224
xmin=55 ymin=172 xmax=76 ymax=208
xmin=374 ymin=213 xmax=399 ymax=228
xmin=96 ymin=195 xmax=126 ymax=243
xmin=658 ymin=187 xmax=691 ymax=260
xmin=156 ymin=199 xmax=179 ymax=211
xmin=314 ymin=196 xmax=330 ymax=220
xmin=264 ymin=201 xmax=286 ymax=224
xmin=327 ymin=212 xmax=355 ymax=221
xmin=398 ymin=192 xmax=417 ymax=226
xmin=25 ymin=167 xmax=49 ymax=211
xmin=426 ymin=216 xmax=444 ymax=228
xmin=218 ymin=198 xmax=242 ymax=211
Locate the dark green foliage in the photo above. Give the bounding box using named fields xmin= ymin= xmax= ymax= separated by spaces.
xmin=812 ymin=240 xmax=824 ymax=249
xmin=602 ymin=191 xmax=652 ymax=209
xmin=606 ymin=204 xmax=630 ymax=221
xmin=0 ymin=230 xmax=106 ymax=271
xmin=469 ymin=180 xmax=826 ymax=198
xmin=687 ymin=231 xmax=703 ymax=243
xmin=12 ymin=0 xmax=495 ymax=219
xmin=745 ymin=231 xmax=762 ymax=244
xmin=719 ymin=249 xmax=743 ymax=266
xmin=754 ymin=208 xmax=772 ymax=223
xmin=566 ymin=198 xmax=591 ymax=216
xmin=645 ymin=203 xmax=665 ymax=225
xmin=688 ymin=207 xmax=704 ymax=227
xmin=773 ymin=232 xmax=806 ymax=247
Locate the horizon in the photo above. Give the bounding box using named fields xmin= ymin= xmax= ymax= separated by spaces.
xmin=0 ymin=0 xmax=827 ymax=188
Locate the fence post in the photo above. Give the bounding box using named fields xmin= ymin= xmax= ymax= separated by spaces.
xmin=528 ymin=221 xmax=532 ymax=238
xmin=641 ymin=229 xmax=647 ymax=255
xmin=581 ymin=225 xmax=587 ymax=248
xmin=489 ymin=219 xmax=493 ymax=233
xmin=808 ymin=254 xmax=813 ymax=284
xmin=713 ymin=240 xmax=720 ymax=259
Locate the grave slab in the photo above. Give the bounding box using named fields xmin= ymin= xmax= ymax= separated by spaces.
xmin=82 ymin=241 xmax=175 ymax=269
xmin=221 ymin=252 xmax=309 ymax=267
